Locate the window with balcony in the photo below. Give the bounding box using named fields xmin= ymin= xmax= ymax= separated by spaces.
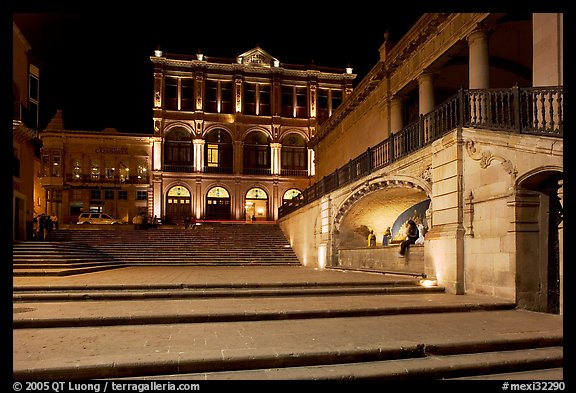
xmin=105 ymin=161 xmax=115 ymax=180
xmin=295 ymin=87 xmax=307 ymax=118
xmin=91 ymin=160 xmax=100 ymax=180
xmin=244 ymin=83 xmax=256 ymax=115
xmin=72 ymin=158 xmax=82 ymax=181
xmin=165 ymin=77 xmax=178 ymax=110
xmin=204 ymin=129 xmax=233 ymax=173
xmin=221 ymin=81 xmax=233 ymax=114
xmin=281 ymin=86 xmax=294 ymax=117
xmin=243 ymin=131 xmax=270 ymax=174
xmin=281 ymin=134 xmax=307 ymax=176
xmin=164 ymin=128 xmax=192 ymax=172
xmin=259 ymin=84 xmax=271 ymax=116
xmin=181 ymin=78 xmax=194 ymax=111
xmin=205 ymin=79 xmax=218 ymax=113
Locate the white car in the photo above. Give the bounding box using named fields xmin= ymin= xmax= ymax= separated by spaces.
xmin=77 ymin=213 xmax=123 ymax=225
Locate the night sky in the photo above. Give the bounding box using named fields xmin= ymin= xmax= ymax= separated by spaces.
xmin=12 ymin=7 xmax=424 ymax=133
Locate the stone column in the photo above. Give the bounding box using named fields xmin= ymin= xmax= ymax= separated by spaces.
xmin=418 ymin=73 xmax=435 ymax=115
xmin=193 ymin=139 xmax=205 ymax=172
xmin=533 ymin=13 xmax=563 ymax=87
xmin=467 ymin=29 xmax=490 ymax=89
xmin=270 ymin=142 xmax=282 ymax=175
xmin=152 ymin=175 xmax=162 ymax=220
xmin=390 ymin=96 xmax=404 ymax=133
xmin=308 ymin=148 xmax=316 ymax=177
xmin=233 ymin=141 xmax=244 ymax=174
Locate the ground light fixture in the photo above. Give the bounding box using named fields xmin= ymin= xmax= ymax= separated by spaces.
xmin=419 ymin=278 xmax=438 ymax=288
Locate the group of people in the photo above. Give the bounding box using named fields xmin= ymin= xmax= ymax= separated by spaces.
xmin=34 ymin=213 xmax=58 ymax=240
xmin=132 ymin=214 xmax=159 ymax=229
xmin=366 ymin=216 xmax=426 ymax=257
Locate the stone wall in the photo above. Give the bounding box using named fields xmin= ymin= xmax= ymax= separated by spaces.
xmin=339 ymin=245 xmax=424 ymax=275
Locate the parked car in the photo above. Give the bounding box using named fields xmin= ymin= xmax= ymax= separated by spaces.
xmin=77 ymin=213 xmax=123 ymax=225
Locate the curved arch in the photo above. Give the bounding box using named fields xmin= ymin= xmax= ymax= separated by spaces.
xmin=163 ymin=181 xmax=192 ymax=196
xmin=163 ymin=122 xmax=194 ymax=137
xmin=245 ymin=187 xmax=268 ymax=199
xmin=167 ymin=184 xmax=191 ymax=197
xmin=279 ymin=129 xmax=310 ymax=144
xmin=241 ymin=127 xmax=272 ymax=141
xmin=282 ymin=188 xmax=302 ymax=201
xmin=516 ymin=165 xmax=563 ymax=190
xmin=333 ymin=175 xmax=431 ymax=233
xmin=204 ymin=183 xmax=232 ymax=198
xmin=203 ymin=124 xmax=233 ymax=140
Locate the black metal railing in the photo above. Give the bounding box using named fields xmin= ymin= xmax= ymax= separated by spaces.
xmin=278 ymin=86 xmax=563 ymax=218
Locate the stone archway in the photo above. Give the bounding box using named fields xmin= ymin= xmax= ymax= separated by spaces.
xmin=332 ymin=178 xmax=431 ymax=266
xmin=513 ymin=169 xmax=563 ymax=314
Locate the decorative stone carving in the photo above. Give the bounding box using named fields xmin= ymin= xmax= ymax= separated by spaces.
xmin=419 ymin=164 xmax=432 ymax=183
xmin=464 ymin=191 xmax=474 ymax=237
xmin=465 ymin=140 xmax=517 ymax=177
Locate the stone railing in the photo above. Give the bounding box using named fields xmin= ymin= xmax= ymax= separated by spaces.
xmin=279 ymin=86 xmax=563 ymax=218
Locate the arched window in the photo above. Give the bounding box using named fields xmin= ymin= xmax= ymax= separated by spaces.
xmin=281 ymin=133 xmax=307 ymax=176
xmin=243 ymin=131 xmax=271 ymax=174
xmin=204 ymin=129 xmax=233 ymax=173
xmin=164 ymin=128 xmax=193 ymax=172
xmin=282 ymin=188 xmax=302 ymax=203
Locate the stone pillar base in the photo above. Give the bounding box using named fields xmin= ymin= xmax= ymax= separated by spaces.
xmin=424 ymin=223 xmax=465 ymax=294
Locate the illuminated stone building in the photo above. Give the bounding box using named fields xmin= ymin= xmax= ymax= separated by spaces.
xmin=278 ymin=13 xmax=564 ymax=315
xmin=38 ymin=46 xmax=355 ymax=224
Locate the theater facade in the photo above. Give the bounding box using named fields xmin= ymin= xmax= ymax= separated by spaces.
xmin=38 ymin=47 xmax=355 ymax=225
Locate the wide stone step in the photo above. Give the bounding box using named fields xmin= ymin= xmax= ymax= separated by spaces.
xmin=12 ymin=310 xmax=562 ymax=380
xmin=138 ymin=346 xmax=563 ymax=380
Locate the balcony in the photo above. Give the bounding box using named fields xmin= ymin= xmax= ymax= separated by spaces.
xmin=64 ymin=174 xmax=149 ymax=185
xmin=278 ymin=86 xmax=563 ymax=218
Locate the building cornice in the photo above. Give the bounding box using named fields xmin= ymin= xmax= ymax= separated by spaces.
xmin=150 ymin=56 xmax=356 ymax=81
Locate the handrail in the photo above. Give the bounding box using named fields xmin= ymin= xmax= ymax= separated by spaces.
xmin=278 ymin=86 xmax=563 ymax=218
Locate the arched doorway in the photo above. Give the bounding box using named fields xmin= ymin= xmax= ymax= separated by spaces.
xmin=515 ymin=170 xmax=563 ymax=314
xmin=166 ymin=185 xmax=191 ymax=224
xmin=245 ymin=187 xmax=268 ymax=221
xmin=206 ymin=186 xmax=231 ymax=221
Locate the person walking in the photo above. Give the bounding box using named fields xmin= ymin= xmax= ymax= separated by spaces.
xmin=37 ymin=213 xmax=47 ymax=241
xmin=398 ymin=219 xmax=419 ymax=257
xmin=50 ymin=213 xmax=59 ymax=229
xmin=44 ymin=215 xmax=54 ymax=240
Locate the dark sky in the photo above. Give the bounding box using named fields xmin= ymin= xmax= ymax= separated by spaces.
xmin=13 ymin=8 xmax=425 ymax=133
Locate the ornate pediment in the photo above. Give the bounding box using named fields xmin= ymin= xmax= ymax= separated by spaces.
xmin=237 ymin=46 xmax=279 ymax=68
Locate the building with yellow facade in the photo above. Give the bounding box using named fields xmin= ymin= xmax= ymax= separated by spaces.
xmin=38 ymin=46 xmax=355 ymax=225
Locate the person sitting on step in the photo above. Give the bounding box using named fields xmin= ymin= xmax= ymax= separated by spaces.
xmin=398 ymin=219 xmax=419 ymax=257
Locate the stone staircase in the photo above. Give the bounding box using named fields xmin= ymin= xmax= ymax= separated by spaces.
xmin=13 ymin=223 xmax=301 ymax=275
xmin=12 ymin=224 xmax=563 ymax=380
xmin=13 ymin=271 xmax=562 ymax=380
xmin=12 ymin=242 xmax=124 ymax=276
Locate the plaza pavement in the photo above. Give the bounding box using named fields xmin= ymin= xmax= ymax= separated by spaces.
xmin=13 ymin=266 xmax=564 ymax=381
